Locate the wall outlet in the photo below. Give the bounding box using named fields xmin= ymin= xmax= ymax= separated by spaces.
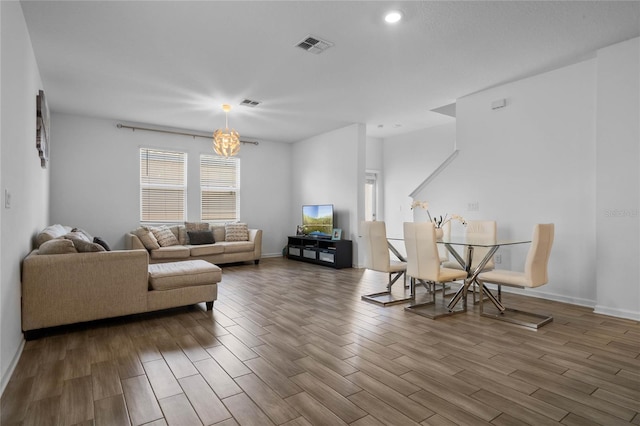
xmin=495 ymin=254 xmax=502 ymax=264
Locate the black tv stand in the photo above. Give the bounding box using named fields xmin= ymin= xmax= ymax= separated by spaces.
xmin=287 ymin=236 xmax=352 ymax=269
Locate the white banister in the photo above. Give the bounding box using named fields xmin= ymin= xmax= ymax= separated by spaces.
xmin=409 ymin=149 xmax=459 ymax=198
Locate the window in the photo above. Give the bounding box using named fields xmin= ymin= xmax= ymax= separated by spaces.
xmin=140 ymin=148 xmax=186 ymax=222
xmin=200 ymin=155 xmax=240 ymax=222
xmin=365 ymin=172 xmax=378 ymax=221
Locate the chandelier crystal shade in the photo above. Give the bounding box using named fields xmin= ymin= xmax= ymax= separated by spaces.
xmin=213 ymin=104 xmax=240 ymax=157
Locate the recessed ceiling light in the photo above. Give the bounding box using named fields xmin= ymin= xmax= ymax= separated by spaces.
xmin=384 ymin=10 xmax=403 ymax=24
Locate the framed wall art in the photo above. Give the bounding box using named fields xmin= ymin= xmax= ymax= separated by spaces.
xmin=36 ymin=89 xmax=49 ymax=168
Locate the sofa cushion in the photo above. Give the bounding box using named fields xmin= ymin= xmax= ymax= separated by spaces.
xmin=187 ymin=230 xmax=215 ymax=245
xmin=149 ymin=245 xmax=191 ymax=260
xmin=212 ymin=226 xmax=226 ymax=242
xmin=65 ymin=235 xmax=106 ymax=252
xmin=216 ymin=241 xmax=254 ymax=254
xmin=179 ymin=222 xmax=210 ymax=245
xmin=64 ymin=231 xmax=92 ymax=243
xmin=189 ymin=244 xmax=224 ymax=257
xmin=71 ymin=227 xmax=93 ymax=242
xmin=36 ymin=224 xmax=69 ymax=247
xmin=225 ymin=223 xmax=249 ymax=242
xmin=93 ymin=236 xmax=111 ymax=251
xmin=148 ymin=260 xmax=222 ymax=291
xmin=38 ymin=238 xmax=78 ymax=254
xmin=151 ymin=225 xmax=180 ymax=247
xmin=134 ymin=227 xmax=160 ymax=250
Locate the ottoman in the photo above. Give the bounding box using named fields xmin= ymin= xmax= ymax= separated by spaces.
xmin=148 ymin=260 xmax=221 ymax=311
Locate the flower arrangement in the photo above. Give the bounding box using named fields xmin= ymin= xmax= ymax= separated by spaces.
xmin=410 ymin=200 xmax=467 ymax=228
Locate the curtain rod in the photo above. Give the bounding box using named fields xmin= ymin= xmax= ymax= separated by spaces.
xmin=116 ymin=123 xmax=259 ymax=145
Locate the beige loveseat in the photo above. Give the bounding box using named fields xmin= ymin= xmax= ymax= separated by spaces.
xmin=21 ymin=225 xmax=220 ymax=338
xmin=127 ymin=223 xmax=262 ymax=265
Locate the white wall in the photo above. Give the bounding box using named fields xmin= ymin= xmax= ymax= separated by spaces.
xmin=594 ymin=38 xmax=640 ymax=319
xmin=50 ymin=113 xmax=291 ymax=256
xmin=382 ymin=122 xmax=457 ymax=239
xmin=414 ymin=59 xmax=599 ymax=307
xmin=1 ymin=1 xmax=49 ymax=392
xmin=291 ymin=124 xmax=366 ymax=264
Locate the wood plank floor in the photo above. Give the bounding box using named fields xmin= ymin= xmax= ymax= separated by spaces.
xmin=2 ymin=257 xmax=639 ymax=425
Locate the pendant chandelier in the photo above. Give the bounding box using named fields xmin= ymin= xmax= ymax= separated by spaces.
xmin=213 ymin=104 xmax=240 ymax=157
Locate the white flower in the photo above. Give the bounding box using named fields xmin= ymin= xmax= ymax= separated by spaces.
xmin=410 ymin=200 xmax=467 ymax=228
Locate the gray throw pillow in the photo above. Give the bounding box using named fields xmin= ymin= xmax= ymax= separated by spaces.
xmin=180 ymin=222 xmax=210 ymax=244
xmin=187 ymin=230 xmax=215 ymax=245
xmin=93 ymin=236 xmax=111 ymax=251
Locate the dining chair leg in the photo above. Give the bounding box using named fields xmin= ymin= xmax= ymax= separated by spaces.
xmin=478 ymin=281 xmax=553 ymax=329
xmin=362 ymin=271 xmax=412 ymax=306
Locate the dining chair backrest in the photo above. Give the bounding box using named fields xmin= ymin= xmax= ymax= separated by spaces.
xmin=403 ymin=222 xmax=441 ymax=281
xmin=524 ymin=223 xmax=554 ymax=287
xmin=465 ymin=220 xmax=497 ymax=269
xmin=437 ymin=221 xmax=451 ymax=262
xmin=360 ymin=221 xmax=392 ymax=273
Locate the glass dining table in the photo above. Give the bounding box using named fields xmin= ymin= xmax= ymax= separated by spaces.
xmin=388 ymin=236 xmax=531 ymax=318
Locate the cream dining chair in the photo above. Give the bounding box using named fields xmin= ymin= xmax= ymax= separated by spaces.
xmin=442 ymin=220 xmax=497 ymax=303
xmin=476 ymin=223 xmax=555 ymax=329
xmin=360 ymin=221 xmax=411 ymax=306
xmin=403 ymin=222 xmax=468 ymax=318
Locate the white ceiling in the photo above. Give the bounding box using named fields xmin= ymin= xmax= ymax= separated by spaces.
xmin=21 ymin=1 xmax=640 ymax=143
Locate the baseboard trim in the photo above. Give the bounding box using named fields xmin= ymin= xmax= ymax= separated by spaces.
xmin=1 ymin=337 xmax=25 ymax=397
xmin=499 ymin=286 xmax=595 ymax=309
xmin=593 ymin=305 xmax=640 ymax=321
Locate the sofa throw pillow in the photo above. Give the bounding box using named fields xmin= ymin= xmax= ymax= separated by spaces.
xmin=134 ymin=226 xmax=160 ymax=250
xmin=179 ymin=222 xmax=210 ymax=245
xmin=65 ymin=231 xmax=92 ymax=243
xmin=38 ymin=238 xmax=78 ymax=254
xmin=151 ymin=225 xmax=180 ymax=247
xmin=36 ymin=224 xmax=68 ymax=247
xmin=187 ymin=230 xmax=215 ymax=245
xmin=64 ymin=235 xmax=106 ymax=252
xmin=93 ymin=237 xmax=111 ymax=251
xmin=71 ymin=227 xmax=93 ymax=242
xmin=225 ymin=222 xmax=249 ymax=242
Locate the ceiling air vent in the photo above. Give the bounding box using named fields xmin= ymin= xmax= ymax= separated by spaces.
xmin=240 ymin=99 xmax=261 ymax=108
xmin=295 ymin=35 xmax=334 ymax=54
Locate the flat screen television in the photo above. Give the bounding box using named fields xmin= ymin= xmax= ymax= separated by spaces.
xmin=302 ymin=204 xmax=334 ymax=238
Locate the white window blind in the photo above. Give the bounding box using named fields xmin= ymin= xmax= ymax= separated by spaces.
xmin=200 ymin=155 xmax=240 ymax=222
xmin=140 ymin=148 xmax=186 ymax=222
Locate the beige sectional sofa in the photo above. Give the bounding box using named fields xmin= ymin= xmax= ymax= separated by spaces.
xmin=21 ymin=225 xmax=220 ymax=338
xmin=127 ymin=223 xmax=262 ymax=265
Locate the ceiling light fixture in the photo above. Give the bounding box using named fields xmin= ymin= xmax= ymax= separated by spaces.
xmin=384 ymin=10 xmax=403 ymax=24
xmin=213 ymin=104 xmax=240 ymax=158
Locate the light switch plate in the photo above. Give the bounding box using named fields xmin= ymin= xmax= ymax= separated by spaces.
xmin=5 ymin=189 xmax=11 ymax=209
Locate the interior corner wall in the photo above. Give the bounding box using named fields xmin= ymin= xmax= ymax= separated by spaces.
xmin=1 ymin=1 xmax=49 ymax=392
xmin=381 ymin=122 xmax=457 ymax=240
xmin=417 ymin=59 xmax=598 ymax=307
xmin=50 ymin=113 xmax=292 ymax=257
xmin=594 ymin=37 xmax=640 ymax=320
xmin=291 ymin=123 xmax=365 ymax=264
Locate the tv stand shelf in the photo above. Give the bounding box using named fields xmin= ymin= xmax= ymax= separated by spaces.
xmin=287 ymin=236 xmax=352 ymax=269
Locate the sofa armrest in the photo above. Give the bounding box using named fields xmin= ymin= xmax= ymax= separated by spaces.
xmin=249 ymin=229 xmax=262 ymax=259
xmin=127 ymin=233 xmax=147 ymax=250
xmin=21 ymin=249 xmax=150 ymax=331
